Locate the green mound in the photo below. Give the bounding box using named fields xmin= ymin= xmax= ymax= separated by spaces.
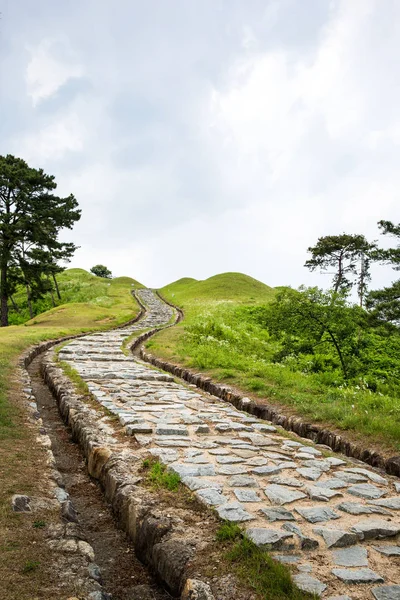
xmin=9 ymin=268 xmax=145 ymax=325
xmin=112 ymin=276 xmax=144 ymax=287
xmin=167 ymin=277 xmax=198 ymax=287
xmin=160 ymin=272 xmax=274 ymax=305
xmin=63 ymin=268 xmax=91 ymax=276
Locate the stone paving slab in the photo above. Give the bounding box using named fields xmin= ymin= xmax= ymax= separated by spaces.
xmin=58 ymin=289 xmax=400 ymax=599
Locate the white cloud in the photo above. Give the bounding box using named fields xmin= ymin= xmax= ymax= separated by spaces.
xmin=26 ymin=37 xmax=84 ymax=106
xmin=206 ymin=0 xmax=400 ymax=237
xmin=209 ymin=1 xmax=379 ymax=174
xmin=241 ymin=26 xmax=257 ymax=50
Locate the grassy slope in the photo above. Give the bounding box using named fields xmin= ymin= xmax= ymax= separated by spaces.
xmin=0 ymin=269 xmax=142 ymax=599
xmin=162 ymin=272 xmax=274 ymax=304
xmin=9 ymin=268 xmax=144 ymax=325
xmin=149 ymin=272 xmax=400 ymax=454
xmin=155 ymin=272 xmax=275 ymax=380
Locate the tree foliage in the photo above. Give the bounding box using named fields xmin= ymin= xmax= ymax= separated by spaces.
xmin=376 ymin=220 xmax=400 ymax=267
xmin=367 ymin=220 xmax=400 ymax=326
xmin=0 ymin=155 xmax=80 ymax=325
xmin=90 ymin=264 xmax=112 ymax=279
xmin=305 ymin=234 xmax=376 ymax=305
xmin=259 ymin=287 xmax=365 ymax=380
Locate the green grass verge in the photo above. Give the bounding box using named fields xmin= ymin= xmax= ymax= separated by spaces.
xmin=148 ymin=272 xmax=400 ymax=453
xmin=57 ymin=361 xmax=90 ymax=396
xmin=215 ymin=523 xmax=315 ymax=600
xmin=141 ymin=458 xmax=181 ymax=491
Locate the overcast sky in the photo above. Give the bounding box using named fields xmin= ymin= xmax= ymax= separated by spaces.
xmin=1 ymin=0 xmax=399 ymax=289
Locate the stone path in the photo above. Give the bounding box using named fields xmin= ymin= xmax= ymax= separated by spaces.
xmin=58 ymin=289 xmax=400 ymax=600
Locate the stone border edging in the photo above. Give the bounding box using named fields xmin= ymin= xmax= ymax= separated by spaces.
xmin=138 ymin=314 xmax=400 ymax=479
xmin=14 ymin=292 xmax=148 ymax=599
xmin=128 ymin=291 xmax=182 ymax=355
xmin=39 ymin=350 xmax=214 ymax=599
xmin=155 ymin=290 xmax=184 ymax=324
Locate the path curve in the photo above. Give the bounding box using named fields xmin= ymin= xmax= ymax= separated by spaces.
xmin=58 ymin=289 xmax=400 ymax=600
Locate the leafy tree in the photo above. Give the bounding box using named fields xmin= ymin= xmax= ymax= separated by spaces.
xmin=90 ymin=264 xmax=112 ymax=279
xmin=0 ymin=154 xmax=80 ymax=326
xmin=262 ymin=287 xmax=365 ymax=380
xmin=10 ymin=243 xmax=62 ymax=317
xmin=367 ymin=220 xmax=400 ymax=326
xmin=305 ymin=234 xmax=376 ymax=304
xmin=356 ymin=253 xmax=372 ymax=310
xmin=7 ymin=266 xmax=24 ymax=314
xmin=367 ymin=281 xmax=400 ymax=327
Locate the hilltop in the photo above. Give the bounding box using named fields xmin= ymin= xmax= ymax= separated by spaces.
xmin=160 ymin=272 xmax=274 ymax=306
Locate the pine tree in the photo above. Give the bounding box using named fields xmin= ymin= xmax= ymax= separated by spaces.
xmin=305 ymin=233 xmax=376 ymax=303
xmin=367 ymin=220 xmax=400 ymax=326
xmin=0 ymin=155 xmax=80 ymax=326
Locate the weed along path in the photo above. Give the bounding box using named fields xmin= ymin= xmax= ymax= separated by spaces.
xmin=40 ymin=289 xmax=400 ymax=599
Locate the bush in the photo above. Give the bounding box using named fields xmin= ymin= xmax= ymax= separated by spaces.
xmin=90 ymin=265 xmax=112 ymax=279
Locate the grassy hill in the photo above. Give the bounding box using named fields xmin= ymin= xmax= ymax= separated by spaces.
xmin=149 ymin=271 xmax=400 ymax=454
xmin=161 ymin=272 xmax=274 ymax=306
xmin=9 ymin=268 xmax=144 ymax=325
xmin=156 ymin=271 xmax=275 ymax=371
xmin=149 ymin=271 xmax=277 ymax=395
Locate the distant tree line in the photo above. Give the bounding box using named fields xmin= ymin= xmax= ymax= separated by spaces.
xmin=0 ymin=155 xmax=81 ymax=326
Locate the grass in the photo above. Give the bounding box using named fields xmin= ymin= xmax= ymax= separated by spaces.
xmin=225 ymin=537 xmax=315 ymax=600
xmin=22 ymin=560 xmax=40 ymax=574
xmin=57 ymin=360 xmax=90 ymax=396
xmin=141 ymin=458 xmax=181 ymax=491
xmin=215 ymin=521 xmax=242 ymax=542
xmin=215 ymin=523 xmax=315 ymax=600
xmin=0 ymin=268 xmax=142 ymax=599
xmin=148 ymin=272 xmax=400 ymax=454
xmin=9 ymin=268 xmax=144 ymax=325
xmin=162 ymin=272 xmax=274 ymax=305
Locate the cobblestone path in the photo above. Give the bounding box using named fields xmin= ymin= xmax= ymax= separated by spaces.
xmin=58 ymin=289 xmax=400 ymax=600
